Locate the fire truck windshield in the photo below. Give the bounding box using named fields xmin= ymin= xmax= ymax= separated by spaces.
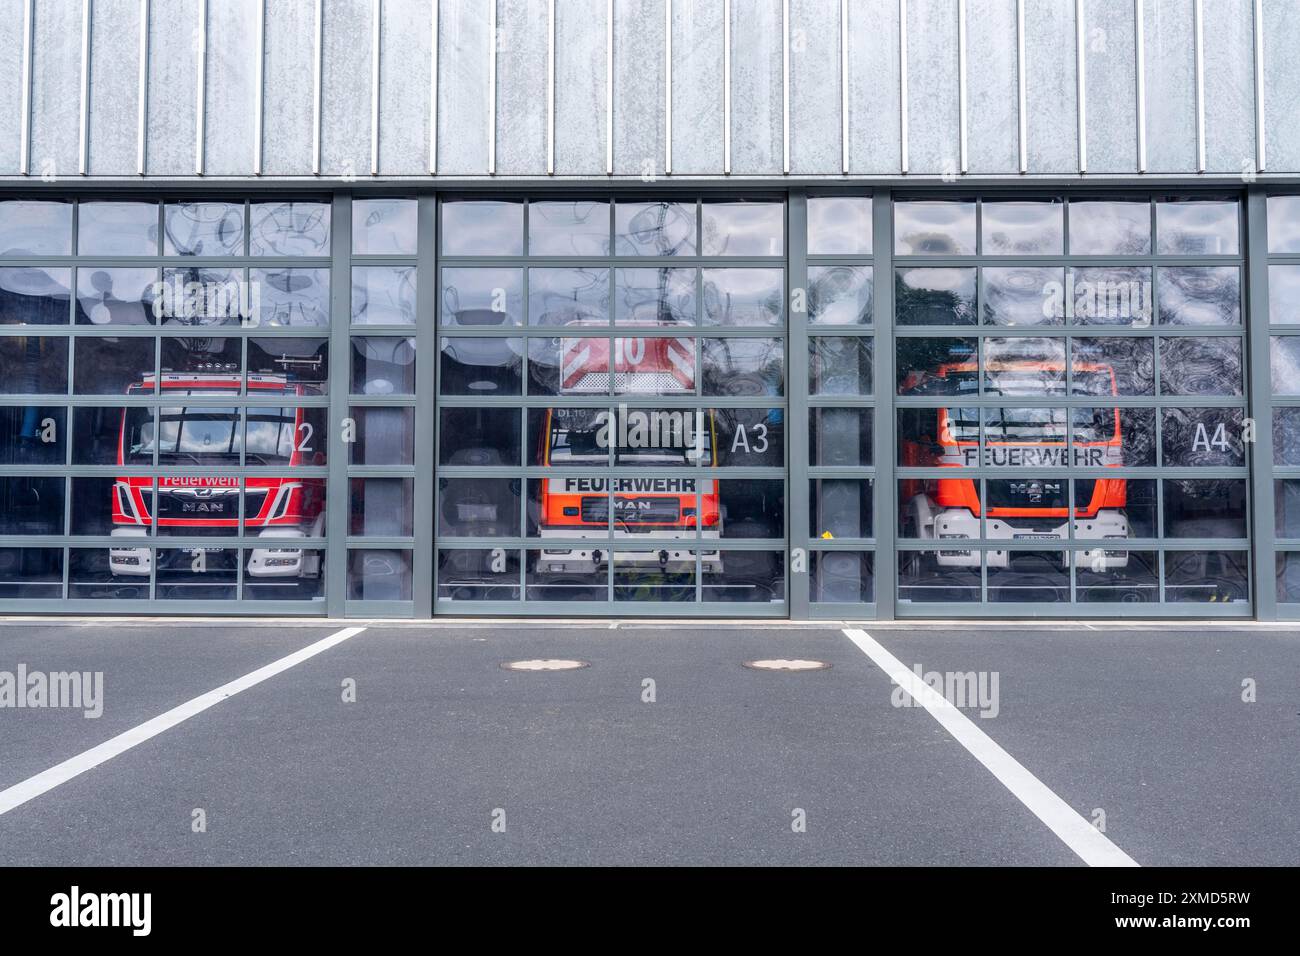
xmin=944 ymin=407 xmax=1119 ymax=444
xmin=127 ymin=406 xmax=298 ymax=465
xmin=545 ymin=407 xmax=715 ymax=465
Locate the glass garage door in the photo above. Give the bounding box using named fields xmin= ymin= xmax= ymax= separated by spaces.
xmin=891 ymin=195 xmax=1251 ymax=614
xmin=434 ymin=197 xmax=788 ymax=615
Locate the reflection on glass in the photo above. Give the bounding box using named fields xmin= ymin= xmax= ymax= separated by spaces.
xmin=0 ymin=337 xmax=68 ymax=394
xmin=0 ymin=267 xmax=72 ymax=324
xmin=1273 ymin=408 xmax=1300 ymax=464
xmin=526 ymin=406 xmax=608 ymax=467
xmin=249 ymin=201 xmax=330 ymax=256
xmin=703 ymin=550 xmax=785 ymax=602
xmin=1157 ymin=267 xmax=1240 ymax=325
xmin=0 ymin=404 xmax=65 ymax=464
xmin=614 ymin=201 xmax=696 ymax=256
xmin=155 ymin=406 xmax=241 ymax=464
xmin=0 ymin=200 xmax=72 ymax=256
xmin=1073 ymin=407 xmax=1156 ymax=467
xmin=810 ymin=552 xmax=874 ymax=603
xmin=701 ymin=201 xmax=783 ymax=256
xmin=528 ymin=336 xmax=611 ymax=396
xmin=441 ymin=200 xmax=522 ymax=256
xmin=1267 ymin=195 xmax=1300 ymax=253
xmin=611 ymin=337 xmax=698 ymax=395
xmin=896 ymin=337 xmax=977 ymax=394
xmin=526 ymin=549 xmax=607 ymax=601
xmin=1162 ymin=408 xmax=1244 ymax=467
xmin=438 ymin=478 xmax=521 ymax=537
xmin=895 ymin=268 xmax=976 ymax=326
xmin=807 ymin=197 xmax=872 ymax=254
xmin=898 ymin=551 xmax=981 ymax=602
xmin=247 ymin=337 xmax=328 ymax=389
xmin=1269 ymin=265 xmax=1300 ymax=324
xmin=70 ymin=548 xmax=146 ymax=599
xmin=439 ymin=407 xmax=517 ymax=466
xmin=528 ymin=200 xmax=610 ymax=256
xmin=351 ymin=265 xmax=416 ymax=325
xmin=702 ymin=337 xmax=784 ymax=396
xmin=983 ymin=337 xmax=1067 ymax=395
xmin=528 ymin=268 xmax=609 ymax=326
xmin=164 ymin=202 xmax=244 ymax=256
xmin=78 ymin=201 xmax=158 ymax=255
xmin=1164 ymin=479 xmax=1248 ymax=537
xmin=0 ymin=547 xmax=62 ymax=598
xmin=350 ymin=477 xmax=414 ymax=536
xmin=810 ymin=407 xmax=872 ymax=466
xmin=615 ymin=268 xmax=696 ymax=325
xmin=353 ymin=198 xmax=417 ymax=255
xmin=810 ymin=336 xmax=872 ymax=395
xmin=1071 ymin=337 xmax=1154 ymax=396
xmin=615 ymin=560 xmax=696 ymax=602
xmin=0 ymin=476 xmax=64 ymax=534
xmin=1159 ymin=336 xmax=1242 ymax=396
xmin=350 ymin=336 xmax=416 ymax=395
xmin=347 ymin=549 xmax=413 ymax=600
xmin=1275 ymin=480 xmax=1300 ymax=537
xmin=1276 ymin=551 xmax=1300 ymax=602
xmin=1164 ymin=549 xmax=1248 ymax=602
xmin=980 ymin=200 xmax=1064 ymax=255
xmin=157 ymin=267 xmax=245 ymax=325
xmin=988 ymin=552 xmax=1069 ymax=603
xmin=438 ymin=549 xmax=521 ymax=601
xmin=982 ymin=267 xmax=1064 ymax=326
xmin=352 ymin=406 xmax=416 ymax=465
xmin=1067 ymin=200 xmax=1151 ymax=255
xmin=894 ymin=200 xmax=976 ymax=255
xmin=701 ymin=268 xmax=783 ymax=326
xmin=75 ymin=267 xmax=156 ymax=325
xmin=440 ymin=267 xmax=523 ymax=326
xmin=440 ymin=336 xmax=523 ymax=396
xmin=160 ymin=336 xmax=241 ymax=376
xmin=711 ymin=408 xmax=783 ymax=466
xmin=719 ymin=479 xmax=784 ymax=539
xmin=250 ymin=267 xmax=329 ymax=327
xmin=72 ymin=337 xmax=149 ymax=395
xmin=809 ymin=266 xmax=872 ymax=325
xmin=1156 ymin=198 xmax=1239 ymax=255
xmin=156 ymin=548 xmax=239 ymax=600
xmin=1075 ymin=549 xmax=1157 ymax=602
xmin=1067 ymin=266 xmax=1153 ymax=326
xmin=810 ymin=480 xmax=872 ymax=538
xmin=1271 ymin=336 xmax=1300 ymax=395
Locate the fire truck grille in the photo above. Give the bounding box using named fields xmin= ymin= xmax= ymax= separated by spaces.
xmin=579 ymin=496 xmax=682 ymax=525
xmin=984 ymin=480 xmax=1068 ymax=510
xmin=156 ymin=492 xmax=238 ymax=520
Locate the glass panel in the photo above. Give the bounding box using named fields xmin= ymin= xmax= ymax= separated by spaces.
xmin=347 ymin=549 xmax=413 ymax=600
xmin=1275 ymin=480 xmax=1300 ymax=538
xmin=713 ymin=408 xmax=783 ymax=466
xmin=0 ymin=405 xmax=65 ymax=464
xmin=895 ymin=268 xmax=976 ymax=326
xmin=352 ymin=198 xmax=417 ymax=255
xmin=528 ymin=200 xmax=610 ymax=256
xmin=1164 ymin=549 xmax=1248 ymax=603
xmin=441 ymin=200 xmax=522 ymax=256
xmin=349 ymin=477 xmax=414 ymax=536
xmin=351 ymin=266 xmax=417 ymax=325
xmin=1072 ymin=407 xmax=1156 ymax=467
xmin=528 ymin=267 xmax=609 ymax=327
xmin=350 ymin=406 xmax=416 ymax=465
xmin=350 ymin=336 xmax=416 ymax=395
xmin=0 ymin=200 xmax=72 ymax=256
xmin=614 ymin=558 xmax=696 ymax=602
xmin=526 ymin=407 xmax=607 ymax=467
xmin=701 ymin=268 xmax=783 ymax=327
xmin=439 ymin=336 xmax=524 ymax=396
xmin=1161 ymin=408 xmax=1245 ymax=467
xmin=0 ymin=267 xmax=72 ymax=324
xmin=611 ymin=336 xmax=698 ymax=396
xmin=526 ymin=549 xmax=607 ymax=601
xmin=1067 ymin=266 xmax=1153 ymax=326
xmin=244 ymin=407 xmax=328 ymax=468
xmin=701 ymin=201 xmax=783 ymax=256
xmin=1267 ymin=195 xmax=1300 ymax=253
xmin=438 ymin=549 xmax=521 ymax=601
xmin=155 ymin=548 xmax=239 ymax=600
xmin=247 ymin=338 xmax=328 ymax=392
xmin=157 ymin=267 xmax=245 ymax=325
xmin=70 ymin=548 xmax=146 ymax=599
xmin=75 ymin=267 xmax=157 ymax=326
xmin=810 ymin=407 xmax=872 ymax=466
xmin=987 ymin=551 xmax=1069 ymax=603
xmin=980 ymin=200 xmax=1064 ymax=255
xmin=718 ymin=479 xmax=783 ymax=539
xmin=0 ymin=476 xmax=64 ymax=534
xmin=1276 ymin=552 xmax=1300 ymax=602
xmin=438 ymin=477 xmax=521 ymax=536
xmin=163 ymin=202 xmax=245 ymax=256
xmin=440 ymin=407 xmax=518 ymax=466
xmin=527 ymin=336 xmax=611 ymax=396
xmin=78 ymin=201 xmax=159 ymax=255
xmin=1075 ymin=549 xmax=1158 ymax=603
xmin=701 ymin=337 xmax=784 ymax=396
xmin=983 ymin=337 xmax=1067 ymax=396
xmin=894 ymin=200 xmax=976 ymax=255
xmin=1269 ymin=265 xmax=1300 ymax=324
xmin=1270 ymin=336 xmax=1300 ymax=395
xmin=1163 ymin=479 xmax=1248 ymax=538
xmin=243 ymin=549 xmax=324 ymax=601
xmin=159 ymin=336 xmax=241 ymax=376
xmin=808 ymin=265 xmax=872 ymax=325
xmin=1157 ymin=267 xmax=1240 ymax=326
xmin=73 ymin=406 xmax=145 ymax=465
xmin=71 ymin=477 xmax=132 ymax=536
xmin=1273 ymin=408 xmax=1300 ymax=464
xmin=1156 ymin=198 xmax=1239 ymax=255
xmin=73 ymin=338 xmax=151 ymax=395
xmin=614 ymin=268 xmax=697 ymax=326
xmin=1077 ymin=477 xmax=1156 ymax=537
xmin=440 ymin=267 xmax=523 ymax=327
xmin=0 ymin=336 xmax=69 ymax=394
xmin=0 ymin=547 xmax=63 ymax=598
xmin=896 ymin=337 xmax=977 ymax=394
xmin=249 ymin=268 xmax=330 ymax=328
xmin=810 ymin=479 xmax=872 ymax=539
xmin=154 ymin=477 xmax=240 ymax=537
xmin=810 ymin=551 xmax=874 ymax=603
xmin=702 ymin=550 xmax=785 ymax=603
xmin=1067 ymin=200 xmax=1151 ymax=255
xmin=807 ymin=196 xmax=872 ymax=254
xmin=898 ymin=551 xmax=981 ymax=602
xmin=982 ymin=267 xmax=1064 ymax=326
xmin=614 ymin=201 xmax=696 ymax=256
xmin=1071 ymin=337 xmax=1154 ymax=396
xmin=1159 ymin=337 xmax=1243 ymax=396
xmin=809 ymin=335 xmax=872 ymax=395
xmin=249 ymin=201 xmax=331 ymax=256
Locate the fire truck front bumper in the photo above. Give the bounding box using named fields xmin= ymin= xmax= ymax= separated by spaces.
xmin=930 ymin=508 xmax=1131 ymax=569
xmin=536 ymin=530 xmax=722 ymax=575
xmin=109 ymin=528 xmax=151 ymax=577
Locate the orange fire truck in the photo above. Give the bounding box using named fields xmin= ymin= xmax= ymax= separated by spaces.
xmin=109 ymin=369 xmax=325 ymax=583
xmin=899 ymin=359 xmax=1130 ymax=569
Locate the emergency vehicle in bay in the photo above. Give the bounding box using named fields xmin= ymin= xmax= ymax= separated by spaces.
xmin=898 ymin=359 xmax=1130 ymax=569
xmin=110 ymin=360 xmax=325 ymax=585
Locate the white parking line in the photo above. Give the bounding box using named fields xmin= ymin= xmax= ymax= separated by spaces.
xmin=842 ymin=627 xmax=1138 ymax=867
xmin=0 ymin=626 xmax=367 ymax=818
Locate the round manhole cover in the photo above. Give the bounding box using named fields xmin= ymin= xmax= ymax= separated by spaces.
xmin=743 ymin=659 xmax=831 ymax=672
xmin=501 ymin=659 xmax=590 ymax=672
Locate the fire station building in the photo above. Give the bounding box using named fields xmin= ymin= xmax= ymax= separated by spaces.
xmin=1 ymin=0 xmax=1299 ymax=621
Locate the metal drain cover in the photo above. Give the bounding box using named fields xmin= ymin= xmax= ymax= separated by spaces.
xmin=743 ymin=658 xmax=831 ymax=671
xmin=501 ymin=659 xmax=590 ymax=671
